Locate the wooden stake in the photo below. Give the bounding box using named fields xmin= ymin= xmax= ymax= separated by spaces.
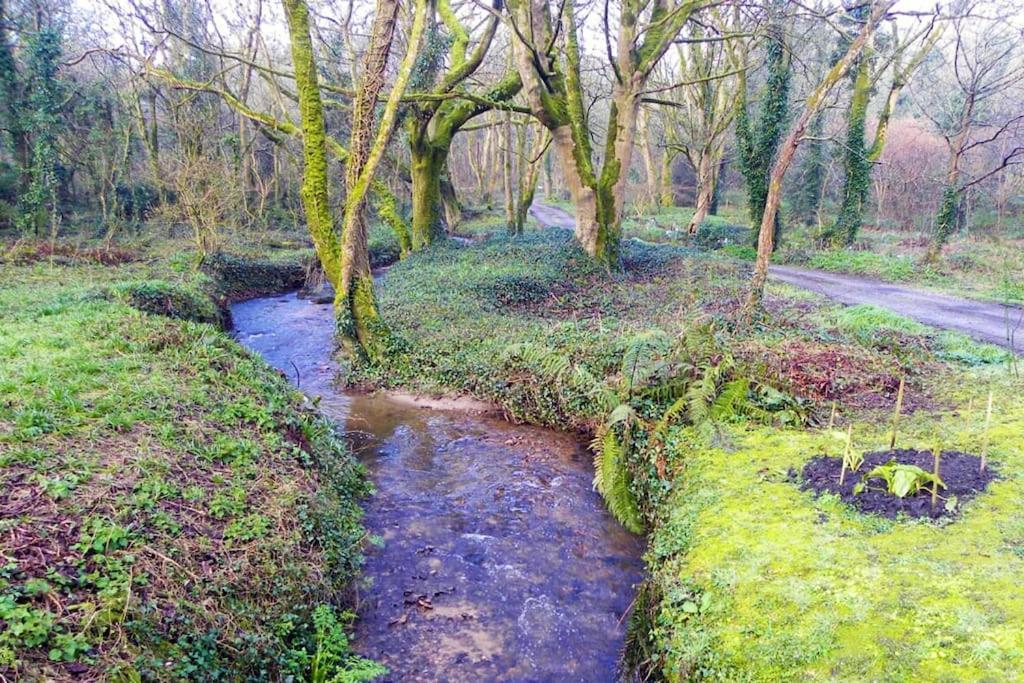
xmin=981 ymin=390 xmax=993 ymax=473
xmin=840 ymin=424 xmax=853 ymax=486
xmin=931 ymin=443 xmax=941 ymax=512
xmin=827 ymin=401 xmax=837 ymax=429
xmin=888 ymin=376 xmax=905 ymax=450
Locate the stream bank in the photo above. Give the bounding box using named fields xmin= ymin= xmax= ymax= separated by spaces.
xmin=232 ymin=292 xmax=644 ymax=681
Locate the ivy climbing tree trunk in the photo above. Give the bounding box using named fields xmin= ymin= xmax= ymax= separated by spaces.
xmin=20 ymin=25 xmax=63 ymax=236
xmin=0 ymin=0 xmax=29 ymax=196
xmin=826 ymin=20 xmax=939 ymax=246
xmin=831 ymin=55 xmax=872 ymax=245
xmin=745 ymin=0 xmax=896 ymax=317
xmin=736 ymin=11 xmax=791 ymax=250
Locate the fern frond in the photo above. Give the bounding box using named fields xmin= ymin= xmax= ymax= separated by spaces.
xmin=685 ymin=365 xmax=717 ymax=425
xmin=592 ymin=429 xmax=644 ymax=534
xmin=653 ymin=396 xmax=688 ymax=440
xmin=619 ymin=329 xmax=672 ymax=393
xmin=710 ymin=378 xmax=750 ymax=421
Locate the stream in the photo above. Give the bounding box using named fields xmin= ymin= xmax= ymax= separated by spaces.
xmin=231 ymin=292 xmax=643 ymax=682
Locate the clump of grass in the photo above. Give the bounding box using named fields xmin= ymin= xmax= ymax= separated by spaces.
xmin=830 ymin=304 xmax=928 ymax=340
xmin=935 ymin=331 xmax=1012 ymax=366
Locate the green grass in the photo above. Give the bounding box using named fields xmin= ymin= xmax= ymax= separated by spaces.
xmin=0 ymin=258 xmax=375 ymax=681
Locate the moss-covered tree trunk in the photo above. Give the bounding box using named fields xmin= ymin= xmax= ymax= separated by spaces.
xmin=745 ymin=0 xmax=895 ymax=315
xmin=281 ymin=0 xmax=343 ymax=286
xmin=829 ymin=56 xmax=872 ymax=246
xmin=507 ymin=0 xmax=705 ymax=267
xmin=336 ymin=0 xmax=425 ymax=358
xmin=409 ymin=139 xmax=448 ymax=248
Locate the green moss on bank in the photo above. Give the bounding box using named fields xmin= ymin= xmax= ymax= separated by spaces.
xmin=0 ymin=260 xmax=373 ymax=681
xmin=648 ymin=373 xmax=1023 ymax=681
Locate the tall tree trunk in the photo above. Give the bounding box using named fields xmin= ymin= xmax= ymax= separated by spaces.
xmin=336 ymin=0 xmax=425 ymax=358
xmin=828 ymin=56 xmax=871 ymax=246
xmin=281 ymin=0 xmax=343 ymax=285
xmin=659 ymin=151 xmax=675 ymax=207
xmin=502 ymin=112 xmax=515 ymax=231
xmin=440 ymin=172 xmax=462 ymax=230
xmin=514 ymin=125 xmax=549 ymax=233
xmin=638 ymin=107 xmax=659 ymax=208
xmin=687 ymin=149 xmax=718 ymax=234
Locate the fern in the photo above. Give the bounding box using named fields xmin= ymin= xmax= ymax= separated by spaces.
xmin=619 ymin=329 xmax=672 ymax=393
xmin=710 ymin=378 xmax=750 ymax=421
xmin=591 ymin=428 xmax=644 ymax=533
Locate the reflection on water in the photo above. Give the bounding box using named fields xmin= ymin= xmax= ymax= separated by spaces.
xmin=232 ymin=293 xmax=643 ymax=682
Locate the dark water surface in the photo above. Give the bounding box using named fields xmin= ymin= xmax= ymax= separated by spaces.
xmin=231 ymin=293 xmax=643 ymax=682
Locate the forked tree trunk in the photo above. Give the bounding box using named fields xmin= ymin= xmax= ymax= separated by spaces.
xmin=513 ymin=125 xmax=549 ymax=234
xmin=687 ymin=151 xmax=718 ymax=234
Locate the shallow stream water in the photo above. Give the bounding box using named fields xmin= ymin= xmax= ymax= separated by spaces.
xmin=231 ymin=292 xmax=643 ymax=682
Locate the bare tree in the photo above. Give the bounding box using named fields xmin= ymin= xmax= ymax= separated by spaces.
xmin=913 ymin=0 xmax=1024 ymax=260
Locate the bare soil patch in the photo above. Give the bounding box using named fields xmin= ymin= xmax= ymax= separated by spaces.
xmin=802 ymin=448 xmax=996 ymax=519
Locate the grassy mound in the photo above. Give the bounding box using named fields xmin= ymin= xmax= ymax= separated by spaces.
xmin=0 ymin=262 xmax=375 ymax=681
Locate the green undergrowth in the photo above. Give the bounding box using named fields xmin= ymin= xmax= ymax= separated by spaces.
xmin=0 ymin=259 xmax=376 ymax=681
xmin=641 ymin=372 xmax=1024 ymax=680
xmin=621 ymin=206 xmax=751 ymax=251
xmin=826 ymin=304 xmax=1011 ymax=367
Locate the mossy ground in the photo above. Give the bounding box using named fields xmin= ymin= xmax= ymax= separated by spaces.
xmin=649 ymin=371 xmax=1023 ymax=681
xmin=0 ymin=249 xmax=375 ymax=680
xmin=353 ymin=214 xmax=1021 ymax=680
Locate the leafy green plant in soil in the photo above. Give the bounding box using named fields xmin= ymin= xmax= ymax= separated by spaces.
xmin=0 ymin=260 xmax=375 ymax=680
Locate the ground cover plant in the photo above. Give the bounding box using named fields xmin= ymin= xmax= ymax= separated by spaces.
xmin=0 ymin=257 xmax=376 ymax=681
